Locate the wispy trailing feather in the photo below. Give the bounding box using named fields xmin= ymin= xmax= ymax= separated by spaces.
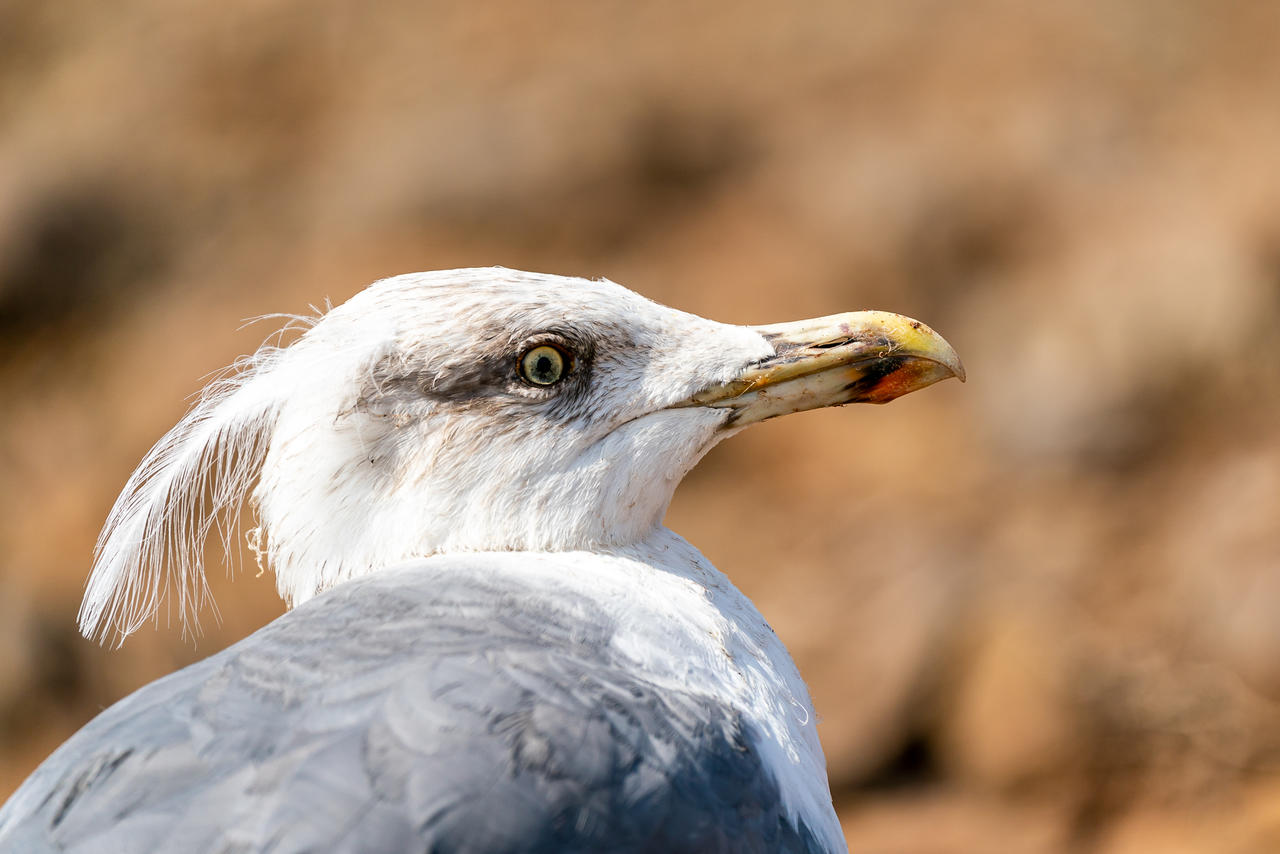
xmin=79 ymin=348 xmax=288 ymax=646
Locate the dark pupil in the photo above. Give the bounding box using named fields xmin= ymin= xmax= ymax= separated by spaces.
xmin=536 ymin=355 xmax=553 ymax=377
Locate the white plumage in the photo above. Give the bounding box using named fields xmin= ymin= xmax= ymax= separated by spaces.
xmin=20 ymin=267 xmax=963 ymax=854
xmin=82 ymin=269 xmax=768 ymax=640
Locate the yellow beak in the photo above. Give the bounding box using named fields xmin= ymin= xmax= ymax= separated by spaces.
xmin=677 ymin=311 xmax=965 ymax=425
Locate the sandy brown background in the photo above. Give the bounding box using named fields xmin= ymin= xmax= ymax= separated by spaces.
xmin=3 ymin=1 xmax=1280 ymax=850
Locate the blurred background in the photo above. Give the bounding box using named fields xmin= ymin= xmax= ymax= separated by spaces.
xmin=2 ymin=0 xmax=1279 ymax=850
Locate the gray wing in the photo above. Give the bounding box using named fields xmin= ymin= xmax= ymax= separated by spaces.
xmin=0 ymin=565 xmax=828 ymax=854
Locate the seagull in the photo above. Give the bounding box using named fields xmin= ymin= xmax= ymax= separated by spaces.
xmin=0 ymin=268 xmax=963 ymax=853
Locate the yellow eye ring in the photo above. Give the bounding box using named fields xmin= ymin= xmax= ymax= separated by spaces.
xmin=519 ymin=345 xmax=568 ymax=386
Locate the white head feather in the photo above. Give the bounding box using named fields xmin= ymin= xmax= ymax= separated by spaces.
xmin=81 ymin=267 xmax=772 ymax=644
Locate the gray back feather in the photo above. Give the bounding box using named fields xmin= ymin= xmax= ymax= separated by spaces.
xmin=3 ymin=563 xmax=828 ymax=854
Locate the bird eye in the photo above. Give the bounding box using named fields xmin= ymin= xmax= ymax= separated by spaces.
xmin=519 ymin=345 xmax=568 ymax=386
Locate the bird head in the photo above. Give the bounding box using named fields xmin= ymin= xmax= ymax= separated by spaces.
xmin=81 ymin=268 xmax=962 ymax=644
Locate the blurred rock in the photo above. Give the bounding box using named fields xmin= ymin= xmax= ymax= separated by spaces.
xmin=3 ymin=1 xmax=1280 ymax=851
xmin=840 ymin=789 xmax=1069 ymax=854
xmin=0 ymin=584 xmax=37 ymax=716
xmin=938 ymin=601 xmax=1081 ymax=794
xmin=0 ymin=181 xmax=169 ymax=359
